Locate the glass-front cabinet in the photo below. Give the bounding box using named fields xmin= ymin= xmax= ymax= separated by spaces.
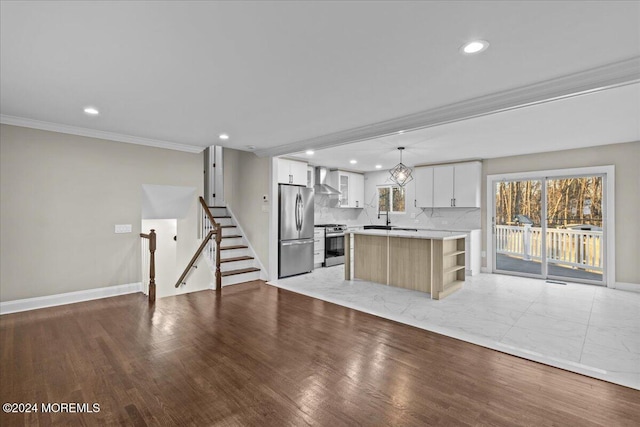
xmin=330 ymin=170 xmax=364 ymax=208
xmin=339 ymin=173 xmax=349 ymax=206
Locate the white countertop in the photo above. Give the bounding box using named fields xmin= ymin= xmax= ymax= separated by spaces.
xmin=346 ymin=224 xmax=480 ymax=233
xmin=348 ymin=229 xmax=467 ymax=240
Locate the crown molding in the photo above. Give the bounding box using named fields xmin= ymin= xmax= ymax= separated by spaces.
xmin=254 ymin=56 xmax=640 ymax=158
xmin=0 ymin=115 xmax=204 ymax=153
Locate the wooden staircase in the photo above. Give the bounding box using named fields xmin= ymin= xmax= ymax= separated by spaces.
xmin=208 ymin=206 xmax=261 ymax=286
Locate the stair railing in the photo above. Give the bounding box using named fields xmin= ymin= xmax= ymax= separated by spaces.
xmin=174 ymin=197 xmax=222 ymax=290
xmin=140 ymin=229 xmax=156 ymax=303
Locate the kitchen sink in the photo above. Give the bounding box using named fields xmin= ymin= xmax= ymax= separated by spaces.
xmin=362 ymin=225 xmax=418 ymax=232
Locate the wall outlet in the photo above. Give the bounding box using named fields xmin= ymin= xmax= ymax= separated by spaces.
xmin=261 ymin=205 xmax=269 ymax=212
xmin=481 ymin=251 xmax=486 ymax=258
xmin=442 ymin=220 xmax=448 ymax=225
xmin=410 ymin=213 xmax=416 ymax=219
xmin=414 ymin=219 xmax=420 ymax=223
xmin=115 ymin=224 xmax=132 ymax=234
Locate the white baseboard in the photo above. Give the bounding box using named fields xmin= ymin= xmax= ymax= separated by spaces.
xmin=0 ymin=282 xmax=143 ymax=315
xmin=613 ymin=282 xmax=640 ymax=293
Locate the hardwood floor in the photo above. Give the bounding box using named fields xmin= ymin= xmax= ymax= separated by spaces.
xmin=1 ymin=281 xmax=638 ymax=426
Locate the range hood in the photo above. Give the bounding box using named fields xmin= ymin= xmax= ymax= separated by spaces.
xmin=313 ymin=167 xmax=340 ymax=195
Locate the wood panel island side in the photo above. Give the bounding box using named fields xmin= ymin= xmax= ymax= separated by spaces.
xmin=344 ymin=229 xmax=467 ymax=300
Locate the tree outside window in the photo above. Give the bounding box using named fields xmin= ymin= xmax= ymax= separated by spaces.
xmin=378 ymin=186 xmax=405 ymax=213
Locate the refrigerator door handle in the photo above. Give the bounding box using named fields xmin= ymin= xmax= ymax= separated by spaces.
xmin=281 ymin=240 xmax=312 ymax=246
xmin=298 ymin=193 xmax=304 ymax=231
xmin=295 ymin=193 xmax=301 ymax=231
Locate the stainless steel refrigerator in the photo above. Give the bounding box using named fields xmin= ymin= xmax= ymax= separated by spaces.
xmin=279 ymin=184 xmax=314 ymax=278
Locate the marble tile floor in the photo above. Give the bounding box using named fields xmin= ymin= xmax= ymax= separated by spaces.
xmin=268 ymin=266 xmax=640 ymax=390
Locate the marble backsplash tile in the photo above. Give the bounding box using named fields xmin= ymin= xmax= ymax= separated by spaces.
xmin=313 ymin=194 xmax=481 ymax=230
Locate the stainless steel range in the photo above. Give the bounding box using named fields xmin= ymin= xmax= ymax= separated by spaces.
xmin=315 ymin=224 xmax=347 ymax=267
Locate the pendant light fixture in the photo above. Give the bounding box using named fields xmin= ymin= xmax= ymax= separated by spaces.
xmin=389 ymin=147 xmax=413 ymax=187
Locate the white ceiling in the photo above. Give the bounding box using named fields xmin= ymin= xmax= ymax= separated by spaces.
xmin=1 ymin=1 xmax=639 ymax=162
xmin=290 ymin=83 xmax=640 ymax=171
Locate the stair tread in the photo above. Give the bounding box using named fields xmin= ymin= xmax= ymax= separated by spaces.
xmin=220 ymin=256 xmax=254 ymax=263
xmin=222 ymin=235 xmax=243 ymax=239
xmin=220 ymin=245 xmax=248 ymax=250
xmin=221 ymin=267 xmax=260 ymax=277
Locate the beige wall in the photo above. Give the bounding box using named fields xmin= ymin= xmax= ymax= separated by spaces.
xmin=0 ymin=124 xmax=206 ymax=301
xmin=482 ymin=141 xmax=640 ymax=285
xmin=223 ymin=148 xmax=270 ymax=270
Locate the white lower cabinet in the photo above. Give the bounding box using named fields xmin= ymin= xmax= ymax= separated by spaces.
xmin=314 ymin=227 xmax=325 ymax=267
xmin=465 ymin=229 xmax=481 ymax=276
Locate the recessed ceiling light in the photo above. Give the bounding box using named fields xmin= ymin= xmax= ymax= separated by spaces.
xmin=83 ymin=106 xmax=99 ymax=115
xmin=219 ymin=133 xmax=230 ymax=141
xmin=375 ymin=165 xmax=382 ymax=169
xmin=306 ymin=150 xmax=314 ymax=155
xmin=398 ymin=130 xmax=405 ymax=134
xmin=461 ymin=40 xmax=489 ymax=54
xmin=246 ymin=145 xmax=256 ymax=150
xmin=350 ymin=160 xmax=357 ymax=164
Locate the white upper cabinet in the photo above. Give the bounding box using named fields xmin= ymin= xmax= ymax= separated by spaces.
xmin=338 ymin=172 xmax=349 ymax=206
xmin=329 ymin=170 xmax=364 ymax=208
xmin=453 ymin=161 xmax=481 ymax=207
xmin=433 ymin=166 xmax=454 ymax=207
xmin=307 ymin=166 xmax=315 ymax=188
xmin=415 ymin=161 xmax=481 ymax=208
xmin=277 ymin=158 xmax=308 ymax=186
xmin=414 ymin=166 xmax=434 ymax=208
xmin=349 ymin=172 xmax=365 ymax=208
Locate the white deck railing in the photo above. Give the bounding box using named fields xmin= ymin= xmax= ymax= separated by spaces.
xmin=496 ymin=225 xmax=603 ymax=272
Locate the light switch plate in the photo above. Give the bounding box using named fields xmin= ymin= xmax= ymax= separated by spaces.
xmin=115 ymin=224 xmax=132 ymax=233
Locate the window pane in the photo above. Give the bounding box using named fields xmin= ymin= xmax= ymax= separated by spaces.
xmin=378 ymin=188 xmax=390 ymax=211
xmin=392 ymin=187 xmax=405 ymax=212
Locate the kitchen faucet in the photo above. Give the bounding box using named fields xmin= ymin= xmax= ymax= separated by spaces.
xmin=378 ymin=208 xmax=391 ymax=226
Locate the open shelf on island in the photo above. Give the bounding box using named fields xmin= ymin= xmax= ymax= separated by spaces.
xmin=444 ymin=265 xmax=466 ymax=274
xmin=432 ymin=237 xmax=466 ymax=300
xmin=444 ymin=250 xmax=465 ymax=257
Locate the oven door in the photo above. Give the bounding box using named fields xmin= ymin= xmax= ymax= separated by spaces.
xmin=325 ymin=233 xmax=345 ymax=266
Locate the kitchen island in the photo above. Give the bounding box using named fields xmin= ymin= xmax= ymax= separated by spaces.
xmin=345 ymin=229 xmax=467 ymax=300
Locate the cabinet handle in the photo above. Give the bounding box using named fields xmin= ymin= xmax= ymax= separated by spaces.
xmin=450 ymin=198 xmax=453 ymax=207
xmin=414 ymin=199 xmax=416 ymax=207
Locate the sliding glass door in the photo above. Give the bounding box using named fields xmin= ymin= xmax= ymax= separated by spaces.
xmin=545 ymin=176 xmax=604 ymax=283
xmin=494 ymin=179 xmax=543 ymax=277
xmin=493 ymin=174 xmax=605 ymax=285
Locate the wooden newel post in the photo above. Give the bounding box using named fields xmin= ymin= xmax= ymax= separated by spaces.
xmin=149 ymin=229 xmax=156 ymax=303
xmin=215 ymin=223 xmax=222 ymax=291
